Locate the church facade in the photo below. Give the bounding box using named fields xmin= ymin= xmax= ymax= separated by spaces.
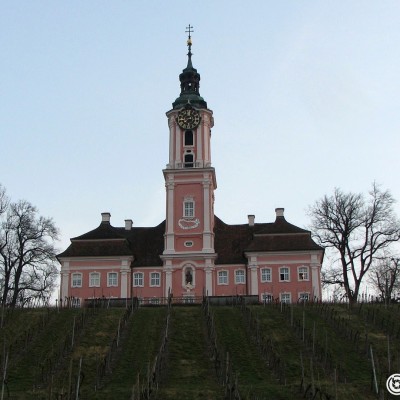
xmin=58 ymin=31 xmax=324 ymax=305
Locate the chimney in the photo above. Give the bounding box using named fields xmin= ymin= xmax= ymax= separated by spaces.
xmin=275 ymin=208 xmax=284 ymax=218
xmin=101 ymin=212 xmax=111 ymax=224
xmin=125 ymin=219 xmax=133 ymax=230
xmin=248 ymin=214 xmax=255 ymax=226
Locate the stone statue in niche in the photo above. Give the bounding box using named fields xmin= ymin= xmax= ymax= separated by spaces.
xmin=185 ymin=269 xmax=193 ymax=285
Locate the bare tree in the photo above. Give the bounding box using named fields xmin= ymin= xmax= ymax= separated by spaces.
xmin=308 ymin=183 xmax=400 ymax=304
xmin=369 ymin=257 xmax=400 ymax=304
xmin=0 ymin=185 xmax=8 ymax=216
xmin=0 ymin=192 xmax=59 ymax=307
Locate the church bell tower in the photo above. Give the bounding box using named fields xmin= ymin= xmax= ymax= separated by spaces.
xmin=161 ymin=26 xmax=217 ymax=298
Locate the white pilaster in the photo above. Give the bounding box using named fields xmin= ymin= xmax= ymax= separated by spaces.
xmin=249 ymin=264 xmax=259 ymax=296
xmin=60 ymin=261 xmax=70 ymax=298
xmin=164 ymin=179 xmax=175 ymax=253
xmin=165 ymin=268 xmax=173 ymax=297
xmin=197 ymin=124 xmax=203 ymax=164
xmin=311 ymin=265 xmax=320 ymax=300
xmin=61 ymin=272 xmax=69 ymax=298
xmin=175 ymin=123 xmax=181 ymax=166
xmin=168 ymin=116 xmax=176 ymax=166
xmin=202 ymin=178 xmax=213 ymax=252
xmin=120 ymin=271 xmax=128 ymax=298
xmin=205 ymin=265 xmax=214 ymax=296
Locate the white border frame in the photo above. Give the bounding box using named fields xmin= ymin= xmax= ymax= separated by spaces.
xmin=89 ymin=272 xmax=101 ymax=287
xmin=71 ymin=272 xmax=82 ymax=288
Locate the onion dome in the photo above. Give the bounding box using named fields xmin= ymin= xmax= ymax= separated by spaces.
xmin=172 ymin=25 xmax=207 ymax=109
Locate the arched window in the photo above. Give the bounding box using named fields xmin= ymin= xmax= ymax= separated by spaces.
xmin=184 ymin=130 xmax=194 ymax=146
xmin=184 ymin=153 xmax=194 ymax=168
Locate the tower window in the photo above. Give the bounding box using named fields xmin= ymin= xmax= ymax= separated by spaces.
xmin=184 ymin=153 xmax=194 ymax=168
xmin=185 ymin=130 xmax=194 ymax=146
xmin=184 ymin=200 xmax=195 ymax=218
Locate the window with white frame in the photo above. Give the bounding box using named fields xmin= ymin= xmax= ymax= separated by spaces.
xmin=260 ymin=268 xmax=272 ymax=282
xmin=89 ymin=272 xmax=100 ymax=287
xmin=183 ymin=199 xmax=195 ymax=217
xmin=150 ymin=272 xmax=161 ymax=287
xmin=71 ymin=298 xmax=81 ymax=308
xmin=262 ymin=293 xmax=273 ymax=304
xmin=299 ymin=292 xmax=310 ymax=303
xmin=133 ymin=272 xmax=144 ymax=287
xmin=280 ymin=293 xmax=291 ymax=303
xmin=107 ymin=272 xmax=118 ymax=287
xmin=235 ymin=270 xmax=245 ymax=284
xmin=218 ymin=270 xmax=228 ymax=285
xmin=279 ymin=267 xmax=290 ymax=282
xmin=298 ymin=266 xmax=309 ymax=281
xmin=71 ymin=273 xmax=82 ymax=288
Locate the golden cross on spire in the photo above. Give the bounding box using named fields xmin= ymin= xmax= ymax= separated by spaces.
xmin=185 ymin=24 xmax=193 ymax=48
xmin=185 ymin=24 xmax=194 ymax=39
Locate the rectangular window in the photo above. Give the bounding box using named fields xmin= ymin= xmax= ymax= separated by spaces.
xmin=218 ymin=270 xmax=228 ymax=285
xmin=184 ymin=201 xmax=194 ymax=217
xmin=71 ymin=298 xmax=81 ymax=308
xmin=235 ymin=270 xmax=245 ymax=284
xmin=71 ymin=273 xmax=82 ymax=288
xmin=280 ymin=293 xmax=291 ymax=304
xmin=150 ymin=272 xmax=160 ymax=287
xmin=279 ymin=267 xmax=290 ymax=282
xmin=262 ymin=293 xmax=273 ymax=303
xmin=89 ymin=272 xmax=100 ymax=287
xmin=150 ymin=297 xmax=160 ymax=305
xmin=299 ymin=293 xmax=310 ymax=303
xmin=107 ymin=272 xmax=118 ymax=287
xmin=133 ymin=272 xmax=144 ymax=287
xmin=261 ymin=268 xmax=272 ymax=282
xmin=298 ymin=267 xmax=309 ymax=281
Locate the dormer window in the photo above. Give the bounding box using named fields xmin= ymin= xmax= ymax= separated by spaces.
xmin=185 ymin=130 xmax=194 ymax=146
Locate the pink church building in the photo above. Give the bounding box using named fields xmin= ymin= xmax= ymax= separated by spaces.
xmin=58 ymin=31 xmax=324 ymax=306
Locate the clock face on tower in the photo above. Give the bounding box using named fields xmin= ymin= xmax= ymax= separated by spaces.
xmin=177 ymin=108 xmax=201 ymax=129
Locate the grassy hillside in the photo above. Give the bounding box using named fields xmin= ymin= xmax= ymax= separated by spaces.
xmin=0 ymin=302 xmax=397 ymax=399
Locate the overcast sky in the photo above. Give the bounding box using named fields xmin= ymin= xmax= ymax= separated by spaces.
xmin=1 ymin=1 xmax=400 ymax=253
